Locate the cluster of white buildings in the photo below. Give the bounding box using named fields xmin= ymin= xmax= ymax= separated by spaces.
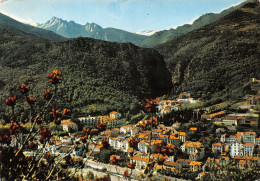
xmin=60 ymin=111 xmax=122 ymax=133
xmin=213 ymin=131 xmax=259 ymax=158
xmin=77 ymin=111 xmax=122 ymax=128
xmin=157 ymin=92 xmax=200 ymax=115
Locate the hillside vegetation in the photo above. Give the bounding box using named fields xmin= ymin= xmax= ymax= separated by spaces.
xmin=0 ymin=28 xmax=172 ymax=117
xmin=155 ymin=2 xmax=260 ymax=101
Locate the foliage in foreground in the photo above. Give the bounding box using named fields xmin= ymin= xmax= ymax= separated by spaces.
xmin=0 ymin=70 xmax=74 ymax=180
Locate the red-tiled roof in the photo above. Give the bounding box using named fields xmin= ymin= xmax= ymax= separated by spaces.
xmin=95 ymin=145 xmax=103 ymax=149
xmin=163 ymin=161 xmax=178 ymax=167
xmin=213 ymin=143 xmax=222 ymax=147
xmin=110 ymin=111 xmax=118 ymax=114
xmin=132 ymin=156 xmax=149 ymax=162
xmin=244 ymin=132 xmax=256 ymax=135
xmin=159 ymin=135 xmax=169 ymax=139
xmin=190 ymin=127 xmax=197 ymax=131
xmin=185 ymin=141 xmax=203 ymax=148
xmin=244 ymin=143 xmax=254 ymax=147
xmin=190 ymin=161 xmax=202 ymax=166
xmin=247 ymin=96 xmax=260 ymax=100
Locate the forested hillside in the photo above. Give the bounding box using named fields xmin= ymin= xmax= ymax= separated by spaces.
xmin=0 ymin=28 xmax=172 ymax=117
xmin=155 ymin=2 xmax=260 ymax=101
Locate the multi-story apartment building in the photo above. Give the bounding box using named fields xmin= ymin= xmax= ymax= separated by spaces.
xmin=230 ymin=141 xmax=243 ymax=158
xmin=243 ymin=143 xmax=255 ymax=157
xmin=181 ymin=141 xmax=205 ymax=160
xmin=77 ymin=116 xmax=97 ymax=125
xmin=242 ymin=132 xmax=256 ymax=143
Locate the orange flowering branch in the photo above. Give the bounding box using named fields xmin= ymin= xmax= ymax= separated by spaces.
xmin=2 ymin=69 xmax=75 ymax=180
xmin=14 ymin=70 xmax=61 ymax=158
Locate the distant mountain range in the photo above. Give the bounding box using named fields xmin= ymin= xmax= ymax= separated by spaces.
xmin=138 ymin=0 xmax=255 ymax=47
xmin=34 ymin=0 xmax=254 ymax=47
xmin=0 ymin=12 xmax=65 ymax=41
xmin=37 ymin=17 xmax=147 ymax=44
xmin=1 ymin=0 xmax=253 ymax=47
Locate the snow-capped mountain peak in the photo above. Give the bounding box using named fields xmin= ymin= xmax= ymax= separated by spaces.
xmin=135 ymin=30 xmax=158 ymax=36
xmin=37 ymin=17 xmax=147 ymax=43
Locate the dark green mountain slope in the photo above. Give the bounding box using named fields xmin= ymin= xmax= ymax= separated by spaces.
xmin=155 ymin=2 xmax=260 ymax=101
xmin=139 ymin=0 xmax=253 ymax=47
xmin=0 ymin=13 xmax=65 ymax=41
xmin=0 ymin=28 xmax=172 ymax=115
xmin=38 ymin=17 xmax=147 ymax=44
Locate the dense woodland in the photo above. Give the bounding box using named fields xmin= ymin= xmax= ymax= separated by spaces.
xmin=0 ymin=29 xmax=171 ymax=119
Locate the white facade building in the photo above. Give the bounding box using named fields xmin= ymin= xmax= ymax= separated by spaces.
xmin=242 ymin=132 xmax=256 ymax=143
xmin=230 ymin=141 xmax=243 ymax=158
xmin=109 ymin=111 xmax=122 ymax=119
xmin=243 ymin=143 xmax=255 ymax=157
xmin=78 ymin=116 xmax=97 ymax=125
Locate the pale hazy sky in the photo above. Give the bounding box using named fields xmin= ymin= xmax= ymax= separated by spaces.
xmin=0 ymin=0 xmax=244 ymax=32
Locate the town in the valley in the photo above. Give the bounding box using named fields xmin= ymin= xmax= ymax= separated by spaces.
xmin=3 ymin=88 xmax=260 ymax=180
xmin=1 ymin=0 xmax=260 ymax=180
